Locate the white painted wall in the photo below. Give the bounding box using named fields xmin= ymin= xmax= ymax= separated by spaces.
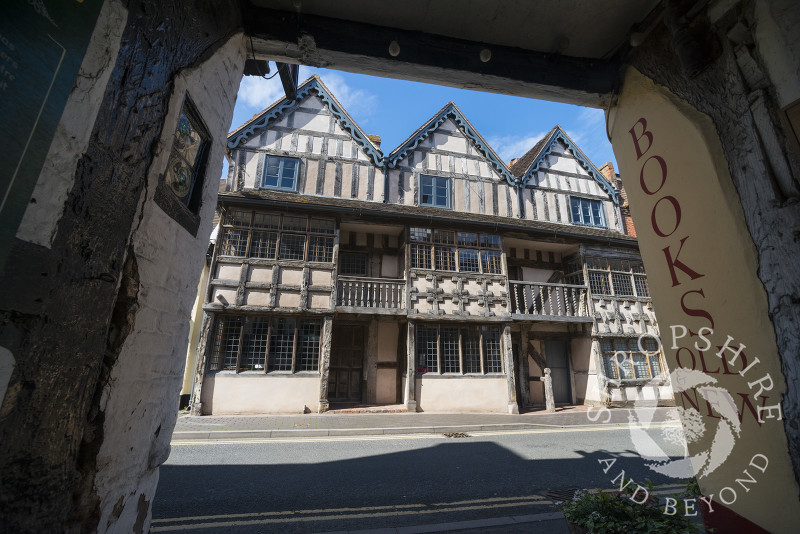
xmin=415 ymin=377 xmax=508 ymax=412
xmin=202 ymin=374 xmax=320 ymax=414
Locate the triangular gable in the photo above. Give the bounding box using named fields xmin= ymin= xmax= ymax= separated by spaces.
xmin=226 ymin=75 xmax=383 ymax=166
xmin=386 ymin=102 xmax=517 ymax=186
xmin=515 ymin=125 xmax=618 ymax=203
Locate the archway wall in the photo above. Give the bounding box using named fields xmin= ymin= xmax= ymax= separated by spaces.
xmin=0 ymin=1 xmax=244 ymax=531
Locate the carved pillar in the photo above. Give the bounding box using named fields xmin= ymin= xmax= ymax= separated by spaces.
xmin=404 ymin=320 xmax=417 ymax=412
xmin=189 ymin=312 xmax=213 ymax=416
xmin=318 ymin=315 xmax=333 ymax=413
xmin=518 ymin=325 xmax=531 ymax=406
xmin=502 ymin=323 xmax=519 ymax=414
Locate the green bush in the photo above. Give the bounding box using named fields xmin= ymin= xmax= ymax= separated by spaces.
xmin=559 ymin=482 xmax=703 ymax=534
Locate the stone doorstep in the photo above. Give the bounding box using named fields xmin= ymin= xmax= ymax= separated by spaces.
xmin=170 ymin=421 xmax=583 ymax=440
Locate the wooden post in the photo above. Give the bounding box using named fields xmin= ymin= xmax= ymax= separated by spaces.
xmin=404 ymin=319 xmax=417 ymax=412
xmin=502 ymin=323 xmax=519 ymax=414
xmin=318 ymin=315 xmax=333 ymax=413
xmin=366 ymin=318 xmax=379 ymax=403
xmin=518 ymin=325 xmax=531 ymax=406
xmin=543 ymin=368 xmax=556 ymax=412
xmin=189 ymin=312 xmax=213 ymax=416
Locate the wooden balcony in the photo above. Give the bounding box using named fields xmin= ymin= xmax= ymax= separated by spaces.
xmin=509 ymin=281 xmax=592 ymax=322
xmin=336 ymin=276 xmax=405 ymax=314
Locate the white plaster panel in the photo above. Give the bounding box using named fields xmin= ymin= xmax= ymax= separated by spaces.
xmin=280 ymin=267 xmax=303 ymax=285
xmin=312 ymin=136 xmax=323 ymax=154
xmin=558 ymin=194 xmax=570 ymax=223
xmin=309 ymin=292 xmax=330 ymax=309
xmin=302 ymin=112 xmax=330 ymax=133
xmin=310 ymin=269 xmax=331 ymax=286
xmin=213 ymin=288 xmax=237 ymax=305
xmin=377 ymin=369 xmax=397 ymax=404
xmin=535 ymin=190 xmax=546 ymax=221
xmin=202 ymin=374 xmax=320 ymax=414
xmin=377 ymin=322 xmax=399 ymax=362
xmin=465 ymin=301 xmax=483 ymax=315
xmin=413 ymin=299 xmax=432 ymax=313
xmin=277 ymin=290 xmax=302 ymax=308
xmin=303 ymin=160 xmax=319 ymax=195
xmin=323 ymin=163 xmax=336 ymax=196
xmin=242 ymin=150 xmax=258 ymax=189
xmin=217 ymin=264 xmax=240 ymax=280
xmin=439 ymin=278 xmax=458 ymax=293
xmin=416 ymin=377 xmax=507 ymax=412
xmin=413 ymin=277 xmax=433 ymax=292
xmin=340 ymin=162 xmax=353 ymax=198
xmin=332 ymin=121 xmax=346 ymax=136
xmin=245 ymin=290 xmax=271 ymax=306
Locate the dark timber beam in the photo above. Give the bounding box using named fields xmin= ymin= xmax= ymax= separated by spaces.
xmin=242 ymin=6 xmax=621 ymax=108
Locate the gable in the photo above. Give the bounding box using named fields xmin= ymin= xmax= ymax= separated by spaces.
xmin=227 ymin=77 xmax=382 ymax=166
xmin=386 ymin=103 xmax=516 ymax=185
xmin=517 ymin=127 xmax=618 ymax=203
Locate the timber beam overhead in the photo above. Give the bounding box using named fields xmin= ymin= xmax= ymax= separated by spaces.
xmin=242 ymin=6 xmax=620 ymax=108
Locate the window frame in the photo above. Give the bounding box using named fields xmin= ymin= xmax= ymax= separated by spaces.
xmin=599 ymin=337 xmax=664 ymax=381
xmin=260 ymin=155 xmax=301 ymax=192
xmin=569 ymin=196 xmax=607 ymax=228
xmin=585 ymin=256 xmax=649 ymax=298
xmin=415 ymin=324 xmax=504 ymax=375
xmin=409 ymin=227 xmax=503 ymax=274
xmin=218 ymin=209 xmax=335 ymax=263
xmin=419 ymin=174 xmax=452 ymax=209
xmin=208 ymin=315 xmax=322 ymax=373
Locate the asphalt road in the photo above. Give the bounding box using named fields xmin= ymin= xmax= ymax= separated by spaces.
xmin=152 ymin=422 xmax=687 ymax=533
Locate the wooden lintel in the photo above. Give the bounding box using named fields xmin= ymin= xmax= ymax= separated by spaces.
xmin=243 ymin=7 xmax=619 ymax=108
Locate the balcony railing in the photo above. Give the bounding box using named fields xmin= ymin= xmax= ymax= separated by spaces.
xmin=337 ymin=276 xmax=405 ymax=310
xmin=509 ymin=281 xmax=589 ymax=318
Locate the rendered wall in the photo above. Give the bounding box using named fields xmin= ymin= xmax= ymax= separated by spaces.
xmin=202 ymin=374 xmax=320 ymax=414
xmin=415 ymin=377 xmax=508 ymax=413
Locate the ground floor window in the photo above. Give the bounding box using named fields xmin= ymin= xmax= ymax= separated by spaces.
xmin=209 ymin=315 xmax=322 ymax=372
xmin=600 ymin=337 xmax=662 ymax=380
xmin=416 ymin=324 xmax=503 ymax=374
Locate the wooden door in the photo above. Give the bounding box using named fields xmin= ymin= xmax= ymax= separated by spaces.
xmin=329 ymin=325 xmax=364 ymax=403
xmin=544 ymin=340 xmax=571 ymax=404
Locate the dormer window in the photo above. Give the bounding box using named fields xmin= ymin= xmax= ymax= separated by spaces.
xmin=261 ymin=156 xmax=300 ymax=191
xmin=569 ymin=196 xmax=606 ymax=228
xmin=419 ymin=175 xmax=451 ymax=208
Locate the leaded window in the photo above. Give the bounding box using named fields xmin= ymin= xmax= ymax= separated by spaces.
xmin=219 ymin=210 xmax=334 ymax=263
xmin=409 ymin=227 xmax=503 ymax=274
xmin=586 ymin=257 xmax=650 ymax=298
xmin=600 ymin=337 xmax=663 ymax=380
xmin=415 ymin=324 xmax=503 ymax=375
xmin=209 ymin=315 xmax=323 ymax=373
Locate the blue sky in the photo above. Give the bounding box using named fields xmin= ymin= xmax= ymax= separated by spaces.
xmin=226 ymin=65 xmax=618 ymax=176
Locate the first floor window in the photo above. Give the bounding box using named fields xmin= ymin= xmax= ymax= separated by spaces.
xmin=586 ymin=256 xmax=650 ymax=298
xmin=262 ymin=155 xmax=300 ymax=191
xmin=570 ymin=197 xmax=606 ymax=228
xmin=419 ymin=175 xmax=451 ymax=208
xmin=409 ymin=227 xmax=502 ymax=274
xmin=209 ymin=315 xmax=322 ymax=373
xmin=416 ymin=324 xmax=503 ymax=374
xmin=600 ymin=337 xmax=662 ymax=380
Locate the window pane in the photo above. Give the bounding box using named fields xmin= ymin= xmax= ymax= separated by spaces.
xmin=262 ymin=157 xmax=298 ymax=190
xmin=242 ymin=318 xmax=269 ymax=370
xmin=282 ymin=215 xmax=307 ymax=232
xmin=480 ymin=235 xmax=501 ymax=249
xmin=211 ymin=317 xmax=241 ymax=371
xmin=268 ymin=318 xmax=295 ymax=371
xmin=459 ymin=249 xmax=479 ymax=272
xmin=279 ymin=234 xmax=306 ymax=260
xmin=633 ymin=353 xmax=649 ymax=378
xmin=434 ymin=178 xmax=449 ymax=207
xmin=410 ymin=228 xmax=431 ymax=242
xmin=602 ymin=355 xmax=619 ymax=379
xmin=571 ymin=198 xmax=606 ymax=227
xmin=253 ymin=213 xmax=280 ymax=229
xmin=340 ymin=252 xmax=367 ymax=275
xmin=588 ymin=271 xmax=611 ymax=295
xmin=416 ymin=326 xmax=438 ymax=373
xmin=298 ymin=320 xmax=321 ymax=371
xmin=308 ymin=236 xmax=334 ymax=262
xmin=433 ymin=229 xmax=455 ymax=244
xmin=463 ymin=328 xmax=481 ymax=373
xmin=483 ymin=328 xmax=502 ymax=373
xmin=440 ymin=327 xmax=460 ymax=373
xmin=435 ymin=246 xmax=456 ymax=271
xmin=249 ymin=231 xmax=277 ymax=259
xmin=310 ymin=218 xmax=335 ymax=234
xmin=649 ymin=354 xmax=663 ymax=378
xmin=458 ymin=232 xmax=478 ymax=247
xmin=570 ymin=198 xmax=581 ymax=223
xmin=611 ymin=273 xmax=635 ymax=296
xmin=225 ymin=209 xmax=250 ymax=226
xmin=590 ymin=202 xmax=603 ymax=225
xmin=482 ymin=250 xmax=502 ymax=274
xmin=411 ymin=243 xmax=432 ymax=269
xmin=634 ymin=275 xmax=650 ymax=297
xmin=220 ymin=228 xmax=248 ymax=256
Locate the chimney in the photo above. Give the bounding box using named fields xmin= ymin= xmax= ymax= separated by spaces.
xmin=509 ymin=158 xmax=519 ymax=167
xmin=367 ymin=134 xmax=381 ymax=148
xmin=598 ymin=162 xmax=616 ymax=181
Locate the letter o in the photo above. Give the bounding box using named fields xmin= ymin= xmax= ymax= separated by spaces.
xmin=719 ymin=486 xmax=737 ymax=505
xmin=651 ymin=195 xmax=682 ymax=237
xmin=675 ymin=347 xmax=697 ymax=370
xmin=640 ymin=155 xmax=667 ymax=195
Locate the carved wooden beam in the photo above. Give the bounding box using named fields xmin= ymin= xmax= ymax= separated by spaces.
xmin=243 ymin=6 xmax=620 ymax=108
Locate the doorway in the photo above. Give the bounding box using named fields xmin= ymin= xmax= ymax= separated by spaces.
xmin=544 ymin=340 xmax=571 ymax=404
xmin=329 ymin=324 xmax=365 ymax=403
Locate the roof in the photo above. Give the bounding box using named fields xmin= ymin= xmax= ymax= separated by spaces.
xmin=508 ymin=125 xmax=618 ymax=202
xmin=218 ymin=190 xmax=639 ymax=245
xmin=386 ymin=101 xmax=517 ymax=186
xmin=226 ymin=75 xmax=383 ymax=166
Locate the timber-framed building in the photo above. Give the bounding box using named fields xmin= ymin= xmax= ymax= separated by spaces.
xmin=189 ymin=76 xmax=673 ymax=414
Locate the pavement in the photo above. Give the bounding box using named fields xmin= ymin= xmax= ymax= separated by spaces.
xmin=172 ymin=405 xmax=676 ymax=440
